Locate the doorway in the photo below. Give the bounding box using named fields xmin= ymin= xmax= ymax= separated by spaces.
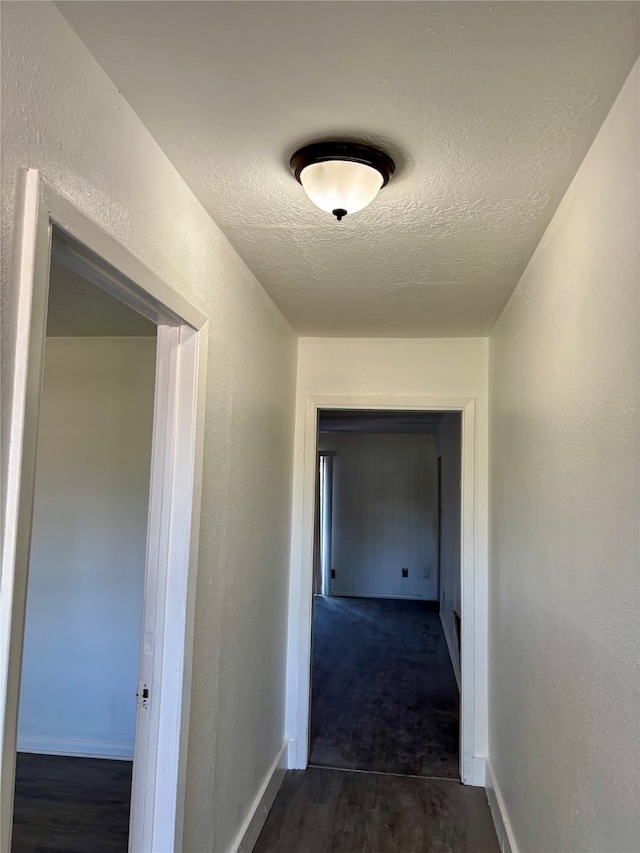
xmin=1 ymin=171 xmax=207 ymax=853
xmin=308 ymin=410 xmax=462 ymax=779
xmin=287 ymin=392 xmax=484 ymax=787
xmin=11 ymin=248 xmax=157 ymax=851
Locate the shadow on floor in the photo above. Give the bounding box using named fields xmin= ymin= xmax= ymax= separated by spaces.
xmin=310 ymin=596 xmax=459 ymax=778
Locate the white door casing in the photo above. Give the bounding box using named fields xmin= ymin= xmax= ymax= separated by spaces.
xmin=0 ymin=170 xmax=208 ymax=852
xmin=286 ymin=394 xmax=488 ymax=786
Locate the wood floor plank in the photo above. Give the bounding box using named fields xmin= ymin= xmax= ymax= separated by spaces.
xmin=11 ymin=753 xmax=131 ymax=853
xmin=253 ymin=768 xmax=500 ymax=853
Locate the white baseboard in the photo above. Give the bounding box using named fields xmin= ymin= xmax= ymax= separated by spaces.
xmin=330 ymin=592 xmax=439 ymax=602
xmin=17 ymin=735 xmax=133 ymax=760
xmin=232 ymin=740 xmax=289 ymax=853
xmin=439 ymin=611 xmax=461 ymax=690
xmin=486 ymin=760 xmax=518 ymax=853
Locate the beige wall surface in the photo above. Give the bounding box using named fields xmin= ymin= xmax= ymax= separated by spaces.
xmin=488 ymin=60 xmax=640 ymax=852
xmin=1 ymin=4 xmax=297 ymax=851
xmin=18 ymin=337 xmax=156 ymax=759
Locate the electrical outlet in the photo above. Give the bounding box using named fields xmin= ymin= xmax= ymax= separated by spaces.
xmin=402 ymin=568 xmax=408 ymax=578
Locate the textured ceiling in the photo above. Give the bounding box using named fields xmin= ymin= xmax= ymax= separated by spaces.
xmin=57 ymin=1 xmax=639 ymax=337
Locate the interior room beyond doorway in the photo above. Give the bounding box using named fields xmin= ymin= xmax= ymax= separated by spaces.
xmin=310 ymin=410 xmax=462 ymax=779
xmin=11 ymin=247 xmax=157 ymax=853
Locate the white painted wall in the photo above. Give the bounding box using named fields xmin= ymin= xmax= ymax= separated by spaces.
xmin=437 ymin=413 xmax=462 ymax=686
xmin=17 ymin=337 xmax=155 ymax=759
xmin=1 ymin=5 xmax=297 ymax=850
xmin=288 ymin=337 xmax=489 ymax=768
xmin=488 ymin=60 xmax=639 ymax=853
xmin=319 ymin=432 xmax=439 ymax=599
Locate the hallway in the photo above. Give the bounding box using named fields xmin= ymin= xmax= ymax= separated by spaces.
xmin=3 ymin=5 xmax=638 ymax=852
xmin=310 ymin=596 xmax=459 ymax=779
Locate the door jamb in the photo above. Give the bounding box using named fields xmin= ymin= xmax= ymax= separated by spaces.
xmin=288 ymin=394 xmax=486 ymax=786
xmin=0 ymin=169 xmax=208 ymax=852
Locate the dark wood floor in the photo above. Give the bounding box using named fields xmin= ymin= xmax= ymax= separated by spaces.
xmin=310 ymin=596 xmax=459 ymax=778
xmin=253 ymin=767 xmax=499 ymax=853
xmin=12 ymin=753 xmax=132 ymax=853
xmin=13 ymin=601 xmax=467 ymax=852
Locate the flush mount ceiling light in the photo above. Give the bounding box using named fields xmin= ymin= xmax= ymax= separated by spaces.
xmin=290 ymin=141 xmax=395 ymax=221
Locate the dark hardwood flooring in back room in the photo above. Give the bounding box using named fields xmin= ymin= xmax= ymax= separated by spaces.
xmin=310 ymin=596 xmax=459 ymax=779
xmin=12 ymin=753 xmax=132 ymax=853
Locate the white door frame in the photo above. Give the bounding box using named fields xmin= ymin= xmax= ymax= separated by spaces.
xmin=288 ymin=394 xmax=487 ymax=787
xmin=0 ymin=170 xmax=208 ymax=852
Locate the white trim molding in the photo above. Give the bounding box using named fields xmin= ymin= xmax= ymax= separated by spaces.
xmin=486 ymin=761 xmax=518 ymax=853
xmin=231 ymin=741 xmax=289 ymax=853
xmin=331 ymin=592 xmax=439 ymax=602
xmin=16 ymin=737 xmax=134 ymax=761
xmin=286 ymin=739 xmax=297 ymax=769
xmin=1 ymin=170 xmax=207 ymax=853
xmin=286 ymin=393 xmax=488 ymax=788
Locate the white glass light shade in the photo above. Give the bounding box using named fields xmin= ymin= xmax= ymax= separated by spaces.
xmin=299 ymin=160 xmax=384 ymax=216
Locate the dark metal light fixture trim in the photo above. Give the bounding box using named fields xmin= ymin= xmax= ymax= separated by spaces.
xmin=289 ymin=141 xmax=395 ymax=221
xmin=290 ymin=141 xmax=396 ymax=188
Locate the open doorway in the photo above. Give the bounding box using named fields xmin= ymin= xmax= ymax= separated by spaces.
xmin=2 ymin=172 xmax=207 ymax=853
xmin=309 ymin=409 xmax=462 ymax=779
xmin=11 ymin=247 xmax=157 ymax=851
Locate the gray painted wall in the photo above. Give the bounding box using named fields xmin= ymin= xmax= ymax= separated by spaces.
xmin=319 ymin=432 xmax=439 ymax=599
xmin=18 ymin=337 xmax=156 ymax=759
